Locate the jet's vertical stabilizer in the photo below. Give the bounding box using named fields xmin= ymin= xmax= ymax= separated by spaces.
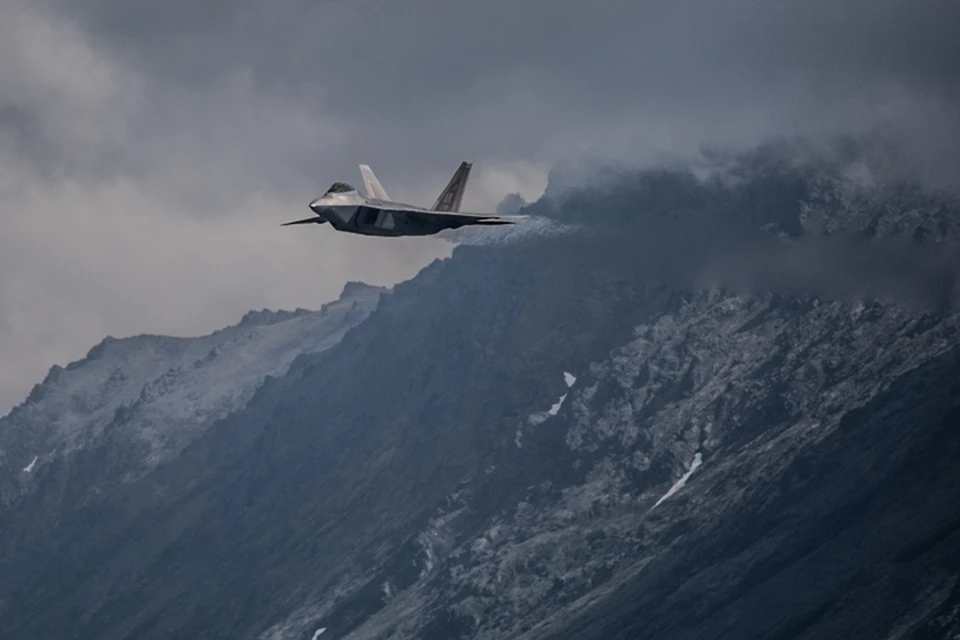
xmin=359 ymin=165 xmax=391 ymax=201
xmin=432 ymin=161 xmax=472 ymax=212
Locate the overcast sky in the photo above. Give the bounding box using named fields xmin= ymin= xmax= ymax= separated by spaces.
xmin=1 ymin=0 xmax=958 ymax=413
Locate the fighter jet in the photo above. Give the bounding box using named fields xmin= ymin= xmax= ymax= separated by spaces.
xmin=281 ymin=161 xmax=515 ymax=237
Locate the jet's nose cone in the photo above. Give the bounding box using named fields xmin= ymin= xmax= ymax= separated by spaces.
xmin=309 ymin=196 xmax=324 ymax=210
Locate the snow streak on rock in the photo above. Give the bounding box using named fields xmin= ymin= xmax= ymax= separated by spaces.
xmin=520 ymin=371 xmax=580 ymax=446
xmin=22 ymin=455 xmax=38 ymax=473
xmin=652 ymin=452 xmax=702 ymax=509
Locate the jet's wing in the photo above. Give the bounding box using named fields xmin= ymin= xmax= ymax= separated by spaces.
xmin=281 ymin=216 xmax=327 ymax=226
xmin=407 ymin=209 xmax=517 ymax=227
xmin=359 ymin=164 xmax=391 ymax=201
xmin=432 ymin=161 xmax=471 ymax=212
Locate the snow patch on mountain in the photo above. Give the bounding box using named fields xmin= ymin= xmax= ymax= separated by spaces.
xmin=22 ymin=455 xmax=38 ymax=473
xmin=528 ymin=371 xmax=578 ymax=428
xmin=519 ymin=372 xmax=579 ymax=446
xmin=651 ymin=452 xmax=702 ymax=509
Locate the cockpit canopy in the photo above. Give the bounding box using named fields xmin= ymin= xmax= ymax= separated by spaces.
xmin=324 ymin=182 xmax=356 ymax=195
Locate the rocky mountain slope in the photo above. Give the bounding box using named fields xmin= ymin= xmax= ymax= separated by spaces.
xmin=1 ymin=140 xmax=959 ymax=640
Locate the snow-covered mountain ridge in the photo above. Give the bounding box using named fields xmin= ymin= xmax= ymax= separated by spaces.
xmin=0 ymin=282 xmax=385 ymax=499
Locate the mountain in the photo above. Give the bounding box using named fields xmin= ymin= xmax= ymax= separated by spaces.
xmin=1 ymin=139 xmax=959 ymax=640
xmin=0 ymin=281 xmax=384 ymax=512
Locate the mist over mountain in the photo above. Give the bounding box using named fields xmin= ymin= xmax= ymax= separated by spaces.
xmin=496 ymin=193 xmax=529 ymax=215
xmin=2 ymin=139 xmax=960 ymax=639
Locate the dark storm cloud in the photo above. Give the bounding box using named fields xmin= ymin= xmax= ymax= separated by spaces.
xmin=703 ymin=232 xmax=960 ymax=315
xmin=54 ymin=1 xmax=960 ymax=98
xmin=28 ymin=0 xmax=960 ymax=191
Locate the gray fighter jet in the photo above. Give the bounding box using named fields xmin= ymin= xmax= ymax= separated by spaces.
xmin=281 ymin=161 xmax=515 ymax=236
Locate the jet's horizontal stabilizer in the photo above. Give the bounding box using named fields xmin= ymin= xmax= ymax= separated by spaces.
xmin=281 ymin=216 xmax=327 ymax=227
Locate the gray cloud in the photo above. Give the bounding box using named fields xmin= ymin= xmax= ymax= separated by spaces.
xmin=29 ymin=0 xmax=960 ymax=186
xmin=2 ymin=0 xmax=958 ymax=412
xmin=702 ymin=232 xmax=960 ymax=315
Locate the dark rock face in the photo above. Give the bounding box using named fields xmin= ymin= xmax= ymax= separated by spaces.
xmin=1 ymin=141 xmax=959 ymax=640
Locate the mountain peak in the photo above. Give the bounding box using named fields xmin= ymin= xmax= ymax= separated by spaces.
xmin=339 ymin=280 xmax=387 ymax=301
xmin=238 ymin=308 xmax=312 ymax=328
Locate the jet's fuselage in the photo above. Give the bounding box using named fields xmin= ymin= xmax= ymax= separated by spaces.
xmin=308 ymin=191 xmax=443 ymax=237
